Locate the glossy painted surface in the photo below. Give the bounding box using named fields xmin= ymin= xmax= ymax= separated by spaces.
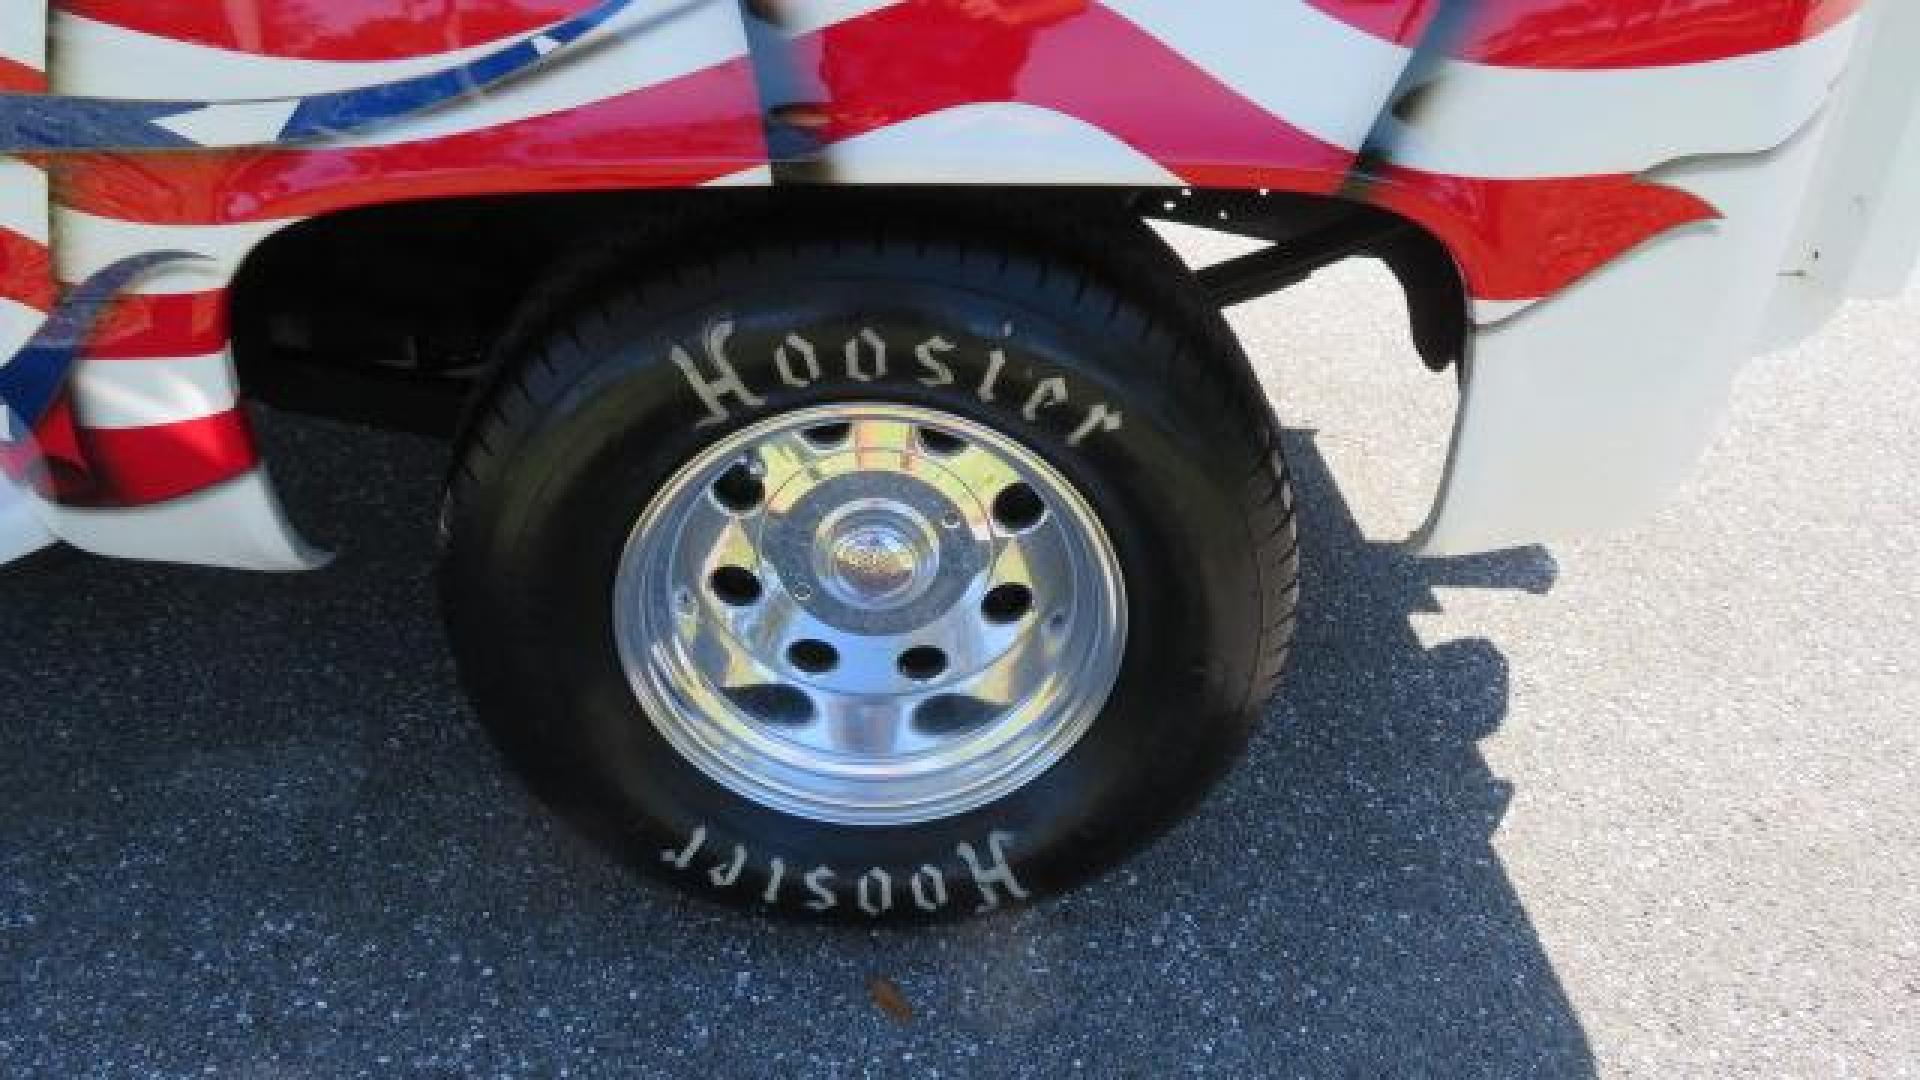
xmin=56 ymin=0 xmax=597 ymax=60
xmin=0 ymin=0 xmax=1886 ymax=568
xmin=7 ymin=0 xmax=1869 ymax=271
xmin=1442 ymin=0 xmax=1862 ymax=67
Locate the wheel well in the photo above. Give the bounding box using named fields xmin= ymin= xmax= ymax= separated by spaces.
xmin=1144 ymin=188 xmax=1469 ymax=373
xmin=229 ymin=187 xmax=1468 ymax=435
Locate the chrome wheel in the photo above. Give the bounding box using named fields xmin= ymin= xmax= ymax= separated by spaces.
xmin=612 ymin=403 xmax=1127 ymax=826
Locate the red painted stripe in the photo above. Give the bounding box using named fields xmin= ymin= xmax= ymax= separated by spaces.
xmin=0 ymin=229 xmax=56 ymax=313
xmin=83 ymin=290 xmax=229 ymax=359
xmin=21 ymin=394 xmax=87 ymax=500
xmin=1365 ymin=166 xmax=1718 ymax=301
xmin=48 ymin=57 xmax=766 ymax=224
xmin=45 ymin=407 xmax=255 ymax=508
xmin=1028 ymin=7 xmax=1355 ymax=189
xmin=1306 ymin=0 xmax=1445 ymax=47
xmin=0 ymin=56 xmax=48 ymax=93
xmin=1446 ymin=0 xmax=1866 ymax=69
xmin=54 ymin=0 xmax=595 ymax=62
xmin=799 ymin=3 xmax=1353 ymax=189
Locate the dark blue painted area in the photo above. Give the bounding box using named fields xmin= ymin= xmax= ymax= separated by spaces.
xmin=279 ymin=0 xmax=635 ymax=140
xmin=0 ymin=96 xmax=198 ymax=151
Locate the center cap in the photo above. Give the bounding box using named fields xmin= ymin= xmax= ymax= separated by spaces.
xmin=829 ymin=525 xmax=919 ymax=603
xmin=769 ymin=476 xmax=983 ymax=635
xmin=811 ymin=498 xmax=943 ymax=612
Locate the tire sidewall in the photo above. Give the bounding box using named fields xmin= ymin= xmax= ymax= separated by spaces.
xmin=444 ymin=248 xmax=1273 ymax=920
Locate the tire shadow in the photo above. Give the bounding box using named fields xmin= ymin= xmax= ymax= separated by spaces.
xmin=0 ymin=415 xmax=1593 ymax=1077
xmin=1196 ymin=426 xmax=1591 ymax=1074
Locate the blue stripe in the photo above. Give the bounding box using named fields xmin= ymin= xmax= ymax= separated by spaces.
xmin=277 ymin=0 xmax=636 ymax=140
xmin=0 ymin=96 xmax=198 ymax=150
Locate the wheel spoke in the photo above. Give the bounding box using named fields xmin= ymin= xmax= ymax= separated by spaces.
xmin=846 ymin=416 xmax=916 ymax=455
xmin=817 ymin=695 xmax=913 ymax=757
xmin=933 ymin=441 xmax=1025 ymax=501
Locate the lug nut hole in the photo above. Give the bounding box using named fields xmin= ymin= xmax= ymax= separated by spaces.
xmin=912 ymin=694 xmax=996 ymax=735
xmin=723 ymin=684 xmax=815 ymax=726
xmin=788 ymin=639 xmax=840 ymax=674
xmin=712 ymin=462 xmax=764 ymax=514
xmin=982 ymin=582 xmax=1034 ymax=624
xmin=709 ymin=565 xmax=763 ymax=606
xmin=897 ymin=646 xmax=949 ymax=682
xmin=992 ymin=482 xmax=1045 ymax=533
xmin=917 ymin=427 xmax=967 ymax=456
xmin=802 ymin=423 xmax=852 ymax=448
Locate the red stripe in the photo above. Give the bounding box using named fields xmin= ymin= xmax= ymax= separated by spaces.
xmin=54 ymin=0 xmax=595 ymax=62
xmin=0 ymin=56 xmax=48 ymax=93
xmin=22 ymin=394 xmax=87 ymax=499
xmin=49 ymin=58 xmax=766 ymax=225
xmin=1306 ymin=0 xmax=1445 ymax=47
xmin=0 ymin=229 xmax=56 ymax=313
xmin=1025 ymin=7 xmax=1354 ymax=189
xmin=1365 ymin=166 xmax=1718 ymax=301
xmin=1446 ymin=0 xmax=1866 ymax=69
xmin=49 ymin=408 xmax=256 ymax=508
xmin=83 ymin=290 xmax=230 ymax=359
xmin=56 ymin=0 xmax=1865 ymax=71
xmin=797 ymin=3 xmax=1353 ymax=190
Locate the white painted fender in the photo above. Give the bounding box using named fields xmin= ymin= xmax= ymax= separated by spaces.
xmin=1413 ymin=2 xmax=1916 ymax=557
xmin=1412 ymin=118 xmax=1838 ymax=557
xmin=38 ymin=469 xmax=328 ymax=572
xmin=1760 ymin=0 xmax=1920 ymax=350
xmin=1382 ymin=18 xmax=1861 ymax=181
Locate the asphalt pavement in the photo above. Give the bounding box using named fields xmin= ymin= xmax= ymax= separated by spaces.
xmin=1 ymin=242 xmax=1915 ymax=1078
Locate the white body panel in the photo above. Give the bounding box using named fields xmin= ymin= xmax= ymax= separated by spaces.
xmin=69 ymin=351 xmax=236 ymax=430
xmin=1414 ymin=130 xmax=1832 ymax=555
xmin=1759 ymin=0 xmax=1920 ymax=349
xmin=822 ymin=104 xmax=1181 ymax=186
xmin=1383 ymin=20 xmax=1860 ymax=180
xmin=41 ymin=470 xmax=327 ymax=572
xmin=1414 ymin=0 xmax=1918 ymax=557
xmin=0 ymin=295 xmax=40 ymax=374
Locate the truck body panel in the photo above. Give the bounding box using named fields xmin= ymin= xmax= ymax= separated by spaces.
xmin=0 ymin=0 xmax=1906 ymax=568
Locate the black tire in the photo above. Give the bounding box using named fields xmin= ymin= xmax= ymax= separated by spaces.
xmin=440 ymin=214 xmax=1299 ymax=921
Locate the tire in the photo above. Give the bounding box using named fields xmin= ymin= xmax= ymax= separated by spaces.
xmin=440 ymin=214 xmax=1299 ymax=921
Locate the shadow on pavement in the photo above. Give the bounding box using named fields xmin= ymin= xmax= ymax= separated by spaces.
xmin=0 ymin=414 xmax=1591 ymax=1077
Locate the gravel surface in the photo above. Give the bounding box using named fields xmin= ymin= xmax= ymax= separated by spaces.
xmin=1 ymin=240 xmax=1915 ymax=1078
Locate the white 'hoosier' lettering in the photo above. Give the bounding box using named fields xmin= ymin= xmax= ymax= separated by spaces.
xmin=672 ymin=326 xmax=1123 ymax=447
xmin=673 ymin=320 xmax=762 ymax=427
xmin=658 ymin=825 xmax=1030 ymax=917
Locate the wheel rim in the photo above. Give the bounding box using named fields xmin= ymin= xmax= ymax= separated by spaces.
xmin=612 ymin=402 xmax=1127 ymax=826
